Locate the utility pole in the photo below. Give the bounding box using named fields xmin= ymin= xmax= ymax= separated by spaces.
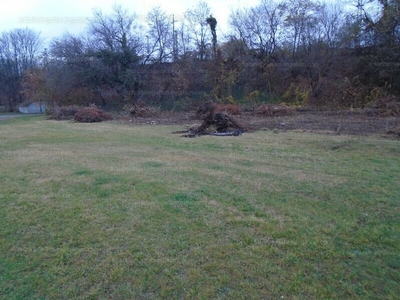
xmin=355 ymin=0 xmax=366 ymax=47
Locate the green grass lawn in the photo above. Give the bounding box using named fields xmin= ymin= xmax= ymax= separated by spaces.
xmin=1 ymin=116 xmax=399 ymax=299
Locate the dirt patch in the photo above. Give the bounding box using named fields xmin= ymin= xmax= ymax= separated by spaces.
xmin=119 ymin=108 xmax=399 ymax=137
xmin=255 ymin=104 xmax=296 ymax=117
xmin=246 ymin=110 xmax=399 ymax=137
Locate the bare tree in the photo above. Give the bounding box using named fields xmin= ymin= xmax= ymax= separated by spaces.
xmin=85 ymin=5 xmax=143 ymax=104
xmin=230 ymin=0 xmax=283 ymax=58
xmin=318 ymin=2 xmax=345 ymax=52
xmin=45 ymin=5 xmax=144 ymax=107
xmin=47 ymin=34 xmax=93 ymax=106
xmin=0 ymin=28 xmax=42 ymax=111
xmin=87 ymin=5 xmax=140 ymax=52
xmin=146 ymin=6 xmax=174 ymax=63
xmin=338 ymin=0 xmax=379 ymax=48
xmin=184 ymin=1 xmax=212 ymax=60
xmin=175 ymin=21 xmax=191 ymax=58
xmin=50 ymin=33 xmax=87 ymax=65
xmin=280 ymin=0 xmax=322 ymax=58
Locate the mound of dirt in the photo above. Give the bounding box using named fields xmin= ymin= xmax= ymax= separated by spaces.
xmin=74 ymin=107 xmax=112 ymax=122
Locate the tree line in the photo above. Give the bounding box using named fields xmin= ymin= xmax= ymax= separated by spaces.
xmin=0 ymin=0 xmax=399 ymax=112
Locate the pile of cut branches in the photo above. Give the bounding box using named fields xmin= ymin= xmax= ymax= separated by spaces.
xmin=74 ymin=107 xmax=112 ymax=122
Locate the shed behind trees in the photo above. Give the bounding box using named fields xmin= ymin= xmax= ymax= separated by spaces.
xmin=18 ymin=102 xmax=46 ymax=114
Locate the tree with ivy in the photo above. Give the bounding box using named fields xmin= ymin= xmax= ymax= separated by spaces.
xmin=206 ymin=15 xmax=217 ymax=57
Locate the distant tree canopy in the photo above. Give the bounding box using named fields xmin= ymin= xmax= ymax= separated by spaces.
xmin=1 ymin=0 xmax=399 ymax=111
xmin=0 ymin=28 xmax=42 ymax=111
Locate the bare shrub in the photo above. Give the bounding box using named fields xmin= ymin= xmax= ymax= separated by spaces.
xmin=124 ymin=101 xmax=159 ymax=118
xmin=366 ymin=97 xmax=400 ymax=117
xmin=47 ymin=106 xmax=80 ymax=120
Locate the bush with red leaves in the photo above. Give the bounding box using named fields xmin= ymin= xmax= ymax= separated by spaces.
xmin=74 ymin=107 xmax=112 ymax=122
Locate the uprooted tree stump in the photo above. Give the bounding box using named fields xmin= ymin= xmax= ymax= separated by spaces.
xmin=174 ymin=112 xmax=247 ymax=138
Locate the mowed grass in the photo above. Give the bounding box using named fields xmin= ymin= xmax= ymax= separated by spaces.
xmin=0 ymin=116 xmax=399 ymax=299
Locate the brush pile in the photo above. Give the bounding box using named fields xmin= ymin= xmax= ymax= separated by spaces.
xmin=74 ymin=107 xmax=112 ymax=122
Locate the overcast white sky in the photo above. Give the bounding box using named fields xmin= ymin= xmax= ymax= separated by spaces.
xmin=0 ymin=0 xmax=261 ymax=46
